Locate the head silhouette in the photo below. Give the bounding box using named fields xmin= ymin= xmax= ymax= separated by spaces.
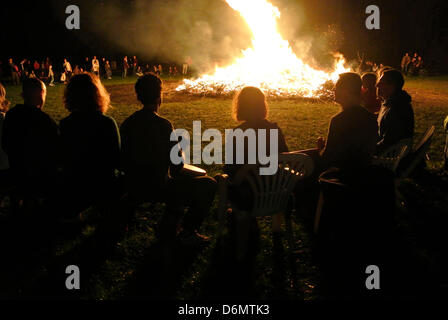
xmin=22 ymin=77 xmax=46 ymax=109
xmin=135 ymin=73 xmax=162 ymax=112
xmin=334 ymin=72 xmax=362 ymax=108
xmin=361 ymin=72 xmax=377 ymax=90
xmin=376 ymin=69 xmax=404 ymax=100
xmin=64 ymin=73 xmax=110 ymax=113
xmin=233 ymin=86 xmax=268 ymax=122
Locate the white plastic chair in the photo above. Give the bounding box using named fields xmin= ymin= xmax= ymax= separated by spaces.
xmin=216 ymin=153 xmax=314 ymax=261
xmin=372 ymin=138 xmax=412 ymax=173
xmin=315 ymin=138 xmax=412 ymax=235
xmin=399 ymin=126 xmax=435 ymax=179
xmin=372 ymin=128 xmax=435 ymax=210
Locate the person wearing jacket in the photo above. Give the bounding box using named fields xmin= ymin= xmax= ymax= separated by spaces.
xmin=376 ymin=69 xmax=414 ymax=154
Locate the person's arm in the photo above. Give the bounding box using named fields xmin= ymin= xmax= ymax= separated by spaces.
xmin=107 ymin=117 xmax=121 ymax=171
xmin=119 ymin=120 xmax=129 ymax=173
xmin=166 ymin=122 xmax=184 ymax=177
xmin=321 ymin=117 xmax=346 ymax=169
xmin=49 ymin=117 xmax=62 ymax=168
xmin=277 ymin=126 xmax=289 ymax=153
xmin=366 ymin=120 xmax=379 ymax=163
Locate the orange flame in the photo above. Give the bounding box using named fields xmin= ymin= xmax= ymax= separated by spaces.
xmin=177 ymin=0 xmax=350 ymax=97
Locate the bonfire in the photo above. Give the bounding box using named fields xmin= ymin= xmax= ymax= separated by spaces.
xmin=176 ymin=0 xmax=350 ymax=98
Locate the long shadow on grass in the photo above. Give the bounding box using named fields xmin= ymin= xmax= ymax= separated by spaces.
xmin=22 ymin=221 xmax=128 ymax=299
xmin=194 ymin=219 xmax=291 ymax=300
xmin=122 ymin=239 xmax=209 ymax=299
xmin=15 ymin=197 xmax=137 ymax=299
xmin=0 ymin=212 xmax=87 ymax=299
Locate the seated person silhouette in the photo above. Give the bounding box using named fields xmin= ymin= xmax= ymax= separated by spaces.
xmin=1 ymin=77 xmax=60 ymax=201
xmin=315 ymin=72 xmax=384 ymax=234
xmin=361 ymin=72 xmax=381 ymax=114
xmin=318 ymin=72 xmax=379 ymax=174
xmin=376 ymin=69 xmax=414 ymax=154
xmin=317 ymin=73 xmax=397 ymax=238
xmin=223 ymin=86 xmax=289 ymax=210
xmin=59 ymin=73 xmax=121 ymax=215
xmin=120 ymin=73 xmax=216 ymax=244
xmin=297 ymin=73 xmax=379 ymax=228
xmin=316 ymin=74 xmax=397 ymax=298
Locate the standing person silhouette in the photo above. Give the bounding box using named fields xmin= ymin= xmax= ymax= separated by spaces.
xmin=401 ymin=53 xmax=411 ymax=75
xmin=122 ymin=56 xmax=129 ymax=78
xmin=91 ymin=56 xmax=100 ymax=77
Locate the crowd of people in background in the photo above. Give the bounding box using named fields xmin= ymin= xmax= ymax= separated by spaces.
xmin=356 ymin=51 xmax=425 ymax=78
xmin=1 ymin=56 xmax=189 ymax=86
xmin=401 ymin=52 xmax=425 ymax=76
xmin=0 ymin=51 xmax=428 ymax=88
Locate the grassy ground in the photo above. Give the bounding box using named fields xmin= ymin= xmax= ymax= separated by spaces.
xmin=4 ymin=74 xmax=447 ymax=171
xmin=1 ymin=75 xmax=448 ymax=299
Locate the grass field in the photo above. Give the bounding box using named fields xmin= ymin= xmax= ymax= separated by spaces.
xmin=1 ymin=75 xmax=448 ymax=299
xmin=4 ymin=74 xmax=448 ymax=170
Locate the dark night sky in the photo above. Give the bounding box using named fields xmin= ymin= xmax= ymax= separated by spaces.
xmin=1 ymin=0 xmax=447 ymax=72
